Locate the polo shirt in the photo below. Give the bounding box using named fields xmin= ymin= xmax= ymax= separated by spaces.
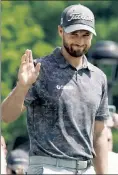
xmin=24 ymin=47 xmax=109 ymax=160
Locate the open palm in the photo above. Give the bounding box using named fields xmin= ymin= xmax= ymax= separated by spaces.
xmin=18 ymin=49 xmax=41 ymax=87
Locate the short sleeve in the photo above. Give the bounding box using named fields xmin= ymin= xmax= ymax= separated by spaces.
xmin=95 ymin=75 xmax=110 ymax=121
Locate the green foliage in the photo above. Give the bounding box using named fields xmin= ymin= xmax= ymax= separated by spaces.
xmin=30 ymin=1 xmax=66 ymax=45
xmin=112 ymin=129 xmax=118 ymax=152
xmin=33 ymin=41 xmax=54 ymax=58
xmin=1 ymin=112 xmax=28 ymax=150
xmin=2 ymin=1 xmax=118 ymax=152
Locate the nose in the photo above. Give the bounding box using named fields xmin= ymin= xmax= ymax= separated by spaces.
xmin=75 ymin=35 xmax=84 ymax=46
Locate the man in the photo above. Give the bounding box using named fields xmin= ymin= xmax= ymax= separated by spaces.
xmin=2 ymin=4 xmax=109 ymax=174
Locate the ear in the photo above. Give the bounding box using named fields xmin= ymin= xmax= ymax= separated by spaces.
xmin=58 ymin=25 xmax=63 ymax=38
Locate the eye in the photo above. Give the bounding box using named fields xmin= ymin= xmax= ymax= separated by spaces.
xmin=83 ymin=33 xmax=90 ymax=37
xmin=71 ymin=32 xmax=77 ymax=36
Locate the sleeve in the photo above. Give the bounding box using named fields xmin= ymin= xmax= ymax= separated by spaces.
xmin=95 ymin=75 xmax=110 ymax=121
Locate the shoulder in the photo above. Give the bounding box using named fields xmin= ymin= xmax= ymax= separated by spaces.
xmin=33 ymin=51 xmax=56 ymax=67
xmin=88 ymin=62 xmax=107 ymax=82
xmin=33 ymin=49 xmax=58 ymax=78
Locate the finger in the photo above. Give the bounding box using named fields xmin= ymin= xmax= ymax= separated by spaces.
xmin=29 ymin=50 xmax=33 ymax=63
xmin=25 ymin=53 xmax=29 ymax=64
xmin=25 ymin=49 xmax=30 ymax=58
xmin=35 ymin=63 xmax=41 ymax=75
xmin=21 ymin=54 xmax=27 ymax=64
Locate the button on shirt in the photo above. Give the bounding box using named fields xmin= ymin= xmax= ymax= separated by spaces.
xmin=24 ymin=47 xmax=109 ymax=160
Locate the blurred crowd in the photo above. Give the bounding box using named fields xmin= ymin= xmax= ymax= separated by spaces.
xmin=1 ymin=136 xmax=29 ymax=174
xmin=1 ymin=112 xmax=118 ymax=174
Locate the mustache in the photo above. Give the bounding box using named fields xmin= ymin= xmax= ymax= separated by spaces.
xmin=72 ymin=44 xmax=84 ymax=47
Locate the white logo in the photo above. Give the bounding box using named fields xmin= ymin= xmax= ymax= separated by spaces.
xmin=68 ymin=13 xmax=93 ymax=22
xmin=56 ymin=85 xmax=73 ymax=90
xmin=61 ymin=18 xmax=63 ymax=25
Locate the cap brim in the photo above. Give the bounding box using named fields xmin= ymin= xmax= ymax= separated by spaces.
xmin=64 ymin=24 xmax=96 ymax=36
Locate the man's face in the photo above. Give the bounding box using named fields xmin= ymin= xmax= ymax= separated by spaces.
xmin=58 ymin=26 xmax=93 ymax=57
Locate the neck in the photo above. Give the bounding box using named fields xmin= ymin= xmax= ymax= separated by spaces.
xmin=61 ymin=46 xmax=83 ymax=68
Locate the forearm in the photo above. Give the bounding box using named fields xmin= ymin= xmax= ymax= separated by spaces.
xmin=93 ymin=127 xmax=108 ymax=174
xmin=2 ymin=82 xmax=29 ymax=123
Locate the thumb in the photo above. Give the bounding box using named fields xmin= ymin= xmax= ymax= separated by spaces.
xmin=35 ymin=62 xmax=41 ymax=73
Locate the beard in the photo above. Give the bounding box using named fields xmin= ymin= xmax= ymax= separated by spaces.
xmin=63 ymin=38 xmax=89 ymax=58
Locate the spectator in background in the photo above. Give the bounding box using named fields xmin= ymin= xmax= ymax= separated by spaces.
xmin=12 ymin=135 xmax=29 ymax=152
xmin=1 ymin=136 xmax=7 ymax=174
xmin=7 ymin=149 xmax=29 ymax=174
xmin=106 ymin=113 xmax=118 ymax=129
xmin=112 ymin=113 xmax=118 ymax=129
xmin=106 ymin=113 xmax=118 ymax=174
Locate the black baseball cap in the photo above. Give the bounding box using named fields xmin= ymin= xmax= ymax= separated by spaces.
xmin=60 ymin=4 xmax=96 ymax=36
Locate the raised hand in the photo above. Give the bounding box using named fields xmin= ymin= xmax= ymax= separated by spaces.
xmin=18 ymin=49 xmax=41 ymax=88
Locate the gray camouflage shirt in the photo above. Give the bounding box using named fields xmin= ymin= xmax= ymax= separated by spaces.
xmin=24 ymin=47 xmax=109 ymax=160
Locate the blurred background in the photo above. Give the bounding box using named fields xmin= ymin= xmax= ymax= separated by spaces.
xmin=2 ymin=0 xmax=118 ymax=154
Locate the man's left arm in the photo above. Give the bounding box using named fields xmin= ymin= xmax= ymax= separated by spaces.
xmin=93 ymin=121 xmax=108 ymax=174
xmin=93 ymin=74 xmax=109 ymax=174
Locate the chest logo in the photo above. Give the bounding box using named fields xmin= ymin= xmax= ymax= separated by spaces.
xmin=56 ymin=85 xmax=74 ymax=90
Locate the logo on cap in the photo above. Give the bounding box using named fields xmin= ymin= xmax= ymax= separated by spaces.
xmin=68 ymin=13 xmax=94 ymax=22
